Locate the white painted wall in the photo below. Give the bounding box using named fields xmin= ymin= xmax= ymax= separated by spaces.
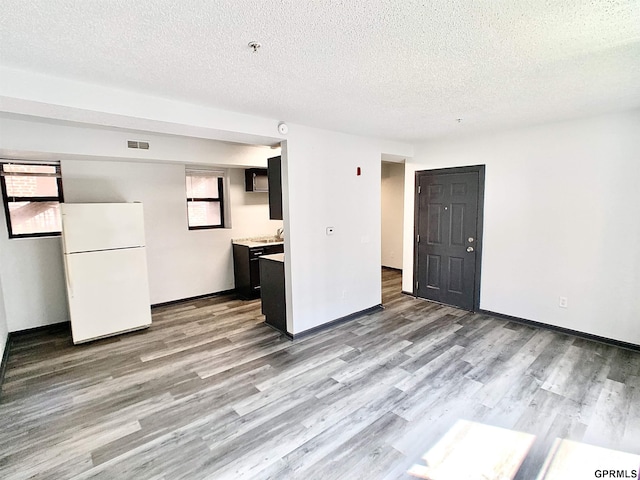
xmin=0 ymin=66 xmax=280 ymax=146
xmin=282 ymin=127 xmax=383 ymax=334
xmin=0 ymin=114 xmax=277 ymax=167
xmin=62 ymin=160 xmax=282 ymax=305
xmin=381 ymin=161 xmax=405 ymax=270
xmin=282 ymin=126 xmax=384 ymax=334
xmin=403 ymin=110 xmax=640 ymax=345
xmin=0 ymin=210 xmax=69 ymax=332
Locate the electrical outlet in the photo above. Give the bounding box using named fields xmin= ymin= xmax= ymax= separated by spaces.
xmin=559 ymin=296 xmax=568 ymax=308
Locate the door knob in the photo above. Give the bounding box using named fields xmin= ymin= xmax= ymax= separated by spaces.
xmin=467 ymin=246 xmax=474 ymax=252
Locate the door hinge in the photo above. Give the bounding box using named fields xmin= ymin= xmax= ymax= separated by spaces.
xmin=417 ymin=234 xmax=420 ymax=243
xmin=418 ymin=185 xmax=421 ymax=194
xmin=416 ymin=281 xmax=419 ymax=290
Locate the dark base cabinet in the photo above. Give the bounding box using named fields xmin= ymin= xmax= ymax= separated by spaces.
xmin=232 ymin=243 xmax=284 ymax=299
xmin=259 ymin=256 xmax=287 ymax=334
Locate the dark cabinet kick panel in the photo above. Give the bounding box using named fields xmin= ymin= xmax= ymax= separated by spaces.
xmin=233 ymin=243 xmax=284 ymax=299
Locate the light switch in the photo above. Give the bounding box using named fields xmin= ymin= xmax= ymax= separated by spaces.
xmin=326 ymin=227 xmax=335 ymax=235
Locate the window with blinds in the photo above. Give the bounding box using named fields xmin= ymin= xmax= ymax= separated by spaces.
xmin=185 ymin=168 xmax=225 ymax=229
xmin=0 ymin=161 xmax=64 ymax=238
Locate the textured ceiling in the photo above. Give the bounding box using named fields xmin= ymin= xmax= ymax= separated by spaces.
xmin=1 ymin=0 xmax=639 ymax=142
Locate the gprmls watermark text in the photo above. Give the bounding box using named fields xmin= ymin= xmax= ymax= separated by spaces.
xmin=594 ymin=470 xmax=638 ymax=478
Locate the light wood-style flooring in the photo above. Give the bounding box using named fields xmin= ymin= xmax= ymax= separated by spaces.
xmin=1 ymin=269 xmax=639 ymax=479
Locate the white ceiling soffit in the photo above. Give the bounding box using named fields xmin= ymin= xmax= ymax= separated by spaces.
xmin=1 ymin=1 xmax=639 ymax=142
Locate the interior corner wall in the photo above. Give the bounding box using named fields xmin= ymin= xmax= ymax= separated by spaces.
xmin=402 ymin=110 xmax=640 ymax=345
xmin=284 ymin=126 xmax=383 ymax=334
xmin=381 ymin=161 xmax=405 ymax=270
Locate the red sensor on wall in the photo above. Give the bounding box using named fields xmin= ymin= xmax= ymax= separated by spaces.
xmin=357 ymin=167 xmax=361 ymax=176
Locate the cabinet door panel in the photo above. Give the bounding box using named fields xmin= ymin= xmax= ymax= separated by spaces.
xmin=268 ymin=156 xmax=283 ymax=220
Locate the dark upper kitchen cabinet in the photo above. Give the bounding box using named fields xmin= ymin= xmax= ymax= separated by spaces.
xmin=245 ymin=168 xmax=268 ymax=192
xmin=268 ymin=156 xmax=282 ymax=220
xmin=233 ymin=243 xmax=284 ymax=299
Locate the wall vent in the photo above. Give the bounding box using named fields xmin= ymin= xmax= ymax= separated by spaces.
xmin=127 ymin=140 xmax=150 ymax=149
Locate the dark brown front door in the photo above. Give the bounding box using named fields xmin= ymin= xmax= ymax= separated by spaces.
xmin=415 ymin=166 xmax=484 ymax=311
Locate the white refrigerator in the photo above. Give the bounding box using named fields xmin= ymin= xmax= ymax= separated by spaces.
xmin=61 ymin=203 xmax=152 ymax=344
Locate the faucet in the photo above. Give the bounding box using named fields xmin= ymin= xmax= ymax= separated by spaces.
xmin=276 ymin=227 xmax=284 ymax=241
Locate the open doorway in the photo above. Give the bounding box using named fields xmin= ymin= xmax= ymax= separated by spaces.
xmin=381 ymin=160 xmax=405 ymax=304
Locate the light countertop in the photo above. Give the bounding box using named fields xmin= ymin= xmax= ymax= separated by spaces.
xmin=232 ymin=236 xmax=284 ymax=248
xmin=259 ymin=253 xmax=284 ymax=263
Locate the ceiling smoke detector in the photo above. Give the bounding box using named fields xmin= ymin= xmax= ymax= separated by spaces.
xmin=248 ymin=41 xmax=261 ymax=53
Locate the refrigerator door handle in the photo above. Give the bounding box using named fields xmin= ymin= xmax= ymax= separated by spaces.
xmin=61 ymin=213 xmax=68 ymax=254
xmin=63 ymin=254 xmax=73 ymax=298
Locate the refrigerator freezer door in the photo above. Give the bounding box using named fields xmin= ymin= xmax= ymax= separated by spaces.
xmin=65 ymin=247 xmax=152 ymax=344
xmin=61 ymin=203 xmax=146 ymax=254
